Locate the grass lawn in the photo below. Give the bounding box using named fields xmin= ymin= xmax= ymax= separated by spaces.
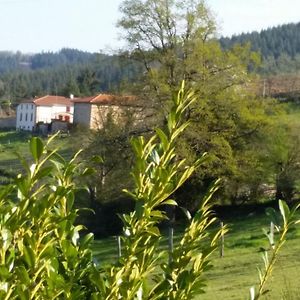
xmin=92 ymin=211 xmax=300 ymax=299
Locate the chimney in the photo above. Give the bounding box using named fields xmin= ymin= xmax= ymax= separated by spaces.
xmin=70 ymin=94 xmax=74 ymax=99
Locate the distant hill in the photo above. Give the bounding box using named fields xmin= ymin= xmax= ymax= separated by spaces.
xmin=0 ymin=48 xmax=96 ymax=74
xmin=220 ymin=22 xmax=300 ymax=59
xmin=0 ymin=49 xmax=142 ymax=104
xmin=220 ymin=22 xmax=300 ymax=75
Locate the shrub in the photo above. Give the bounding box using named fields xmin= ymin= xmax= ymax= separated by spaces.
xmin=0 ymin=136 xmax=97 ymax=299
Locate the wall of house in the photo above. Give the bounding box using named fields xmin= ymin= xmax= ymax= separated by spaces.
xmin=90 ymin=105 xmax=126 ymax=130
xmin=36 ymin=105 xmax=74 ymax=124
xmin=16 ymin=103 xmax=36 ymax=131
xmin=90 ymin=104 xmax=155 ymax=130
xmin=73 ymin=103 xmax=92 ymax=128
xmin=74 ymin=102 xmax=156 ymax=131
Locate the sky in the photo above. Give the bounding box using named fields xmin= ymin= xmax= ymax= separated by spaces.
xmin=0 ymin=0 xmax=299 ymax=54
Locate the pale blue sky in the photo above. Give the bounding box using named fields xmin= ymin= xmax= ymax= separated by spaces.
xmin=0 ymin=0 xmax=299 ymax=53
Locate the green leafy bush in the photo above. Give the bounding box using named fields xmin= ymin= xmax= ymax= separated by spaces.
xmin=0 ymin=135 xmax=97 ymax=299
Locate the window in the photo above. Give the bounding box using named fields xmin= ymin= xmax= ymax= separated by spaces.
xmin=25 ymin=113 xmax=28 ymax=121
xmin=26 ymin=104 xmax=28 ymax=110
xmin=66 ymin=106 xmax=70 ymax=112
xmin=20 ymin=113 xmax=22 ymax=121
xmin=30 ymin=113 xmax=33 ymax=121
xmin=31 ymin=104 xmax=33 ymax=109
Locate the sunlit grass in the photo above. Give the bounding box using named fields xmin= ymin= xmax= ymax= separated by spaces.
xmin=92 ymin=211 xmax=300 ymax=299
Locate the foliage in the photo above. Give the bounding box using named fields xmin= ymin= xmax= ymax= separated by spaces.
xmin=118 ymin=0 xmax=278 ymax=205
xmin=0 ymin=83 xmax=226 ymax=299
xmin=118 ymin=0 xmax=258 ymax=99
xmin=220 ymin=22 xmax=300 ymax=75
xmin=250 ymin=200 xmax=300 ymax=300
xmin=92 ymin=202 xmax=300 ymax=300
xmin=257 ymin=110 xmax=300 ymax=203
xmin=0 ymin=83 xmax=299 ymax=299
xmin=220 ymin=22 xmax=300 ymax=60
xmin=91 ymin=83 xmax=226 ymax=299
xmin=0 ymin=134 xmax=97 ymax=299
xmin=0 ymin=49 xmax=142 ymax=102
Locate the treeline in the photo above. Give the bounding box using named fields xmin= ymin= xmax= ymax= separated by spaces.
xmin=0 ymin=48 xmax=142 ymax=104
xmin=220 ymin=22 xmax=300 ymax=75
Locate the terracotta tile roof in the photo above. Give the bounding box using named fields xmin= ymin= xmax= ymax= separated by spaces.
xmin=72 ymin=94 xmax=136 ymax=105
xmin=20 ymin=95 xmax=74 ymax=106
xmin=33 ymin=95 xmax=74 ymax=106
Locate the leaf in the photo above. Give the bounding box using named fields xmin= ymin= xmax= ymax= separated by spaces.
xmin=91 ymin=155 xmax=103 ymax=164
xmin=0 ymin=266 xmax=10 ymax=280
xmin=150 ymin=210 xmax=167 ymax=220
xmin=15 ymin=175 xmax=29 ymax=199
xmin=151 ymin=149 xmax=160 ymax=165
xmin=72 ymin=228 xmax=80 ymax=246
xmin=34 ymin=166 xmax=53 ymax=180
xmin=155 ymin=128 xmax=169 ymax=151
xmin=30 ymin=137 xmax=44 ymax=162
xmin=147 ymin=226 xmax=160 ymax=237
xmin=23 ymin=246 xmax=35 ymax=268
xmin=162 ymin=199 xmax=177 ymax=206
xmin=279 ymin=200 xmax=290 ymax=226
xmin=15 ymin=266 xmax=30 ymax=285
xmin=180 ymin=206 xmax=192 ymax=221
xmin=80 ymin=233 xmax=94 ymax=249
xmin=49 ymin=151 xmax=66 ymax=166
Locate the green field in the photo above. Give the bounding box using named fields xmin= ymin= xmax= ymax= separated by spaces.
xmin=92 ymin=212 xmax=300 ymax=299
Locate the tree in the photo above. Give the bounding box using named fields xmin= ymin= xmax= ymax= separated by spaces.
xmin=261 ymin=117 xmax=300 ymax=203
xmin=77 ymin=67 xmax=100 ymax=96
xmin=118 ymin=0 xmax=272 ymax=205
xmin=118 ymin=0 xmax=258 ymax=98
xmin=118 ymin=0 xmax=215 ymax=98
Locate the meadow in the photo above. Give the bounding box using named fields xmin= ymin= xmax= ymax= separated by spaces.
xmin=92 ymin=211 xmax=300 ymax=299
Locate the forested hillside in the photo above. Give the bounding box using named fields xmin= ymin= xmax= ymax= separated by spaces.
xmin=0 ymin=48 xmax=141 ymax=104
xmin=220 ymin=22 xmax=300 ymax=75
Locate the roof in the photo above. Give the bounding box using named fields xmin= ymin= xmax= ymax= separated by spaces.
xmin=21 ymin=95 xmax=74 ymax=107
xmin=72 ymin=94 xmax=136 ymax=105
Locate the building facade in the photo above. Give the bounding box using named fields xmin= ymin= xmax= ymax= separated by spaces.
xmin=16 ymin=95 xmax=74 ymax=131
xmin=73 ymin=94 xmax=137 ymax=130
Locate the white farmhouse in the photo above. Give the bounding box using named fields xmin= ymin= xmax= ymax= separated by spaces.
xmin=16 ymin=95 xmax=74 ymax=131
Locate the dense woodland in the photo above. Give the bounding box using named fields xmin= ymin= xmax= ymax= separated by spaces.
xmin=220 ymin=22 xmax=300 ymax=75
xmin=0 ymin=48 xmax=142 ymax=104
